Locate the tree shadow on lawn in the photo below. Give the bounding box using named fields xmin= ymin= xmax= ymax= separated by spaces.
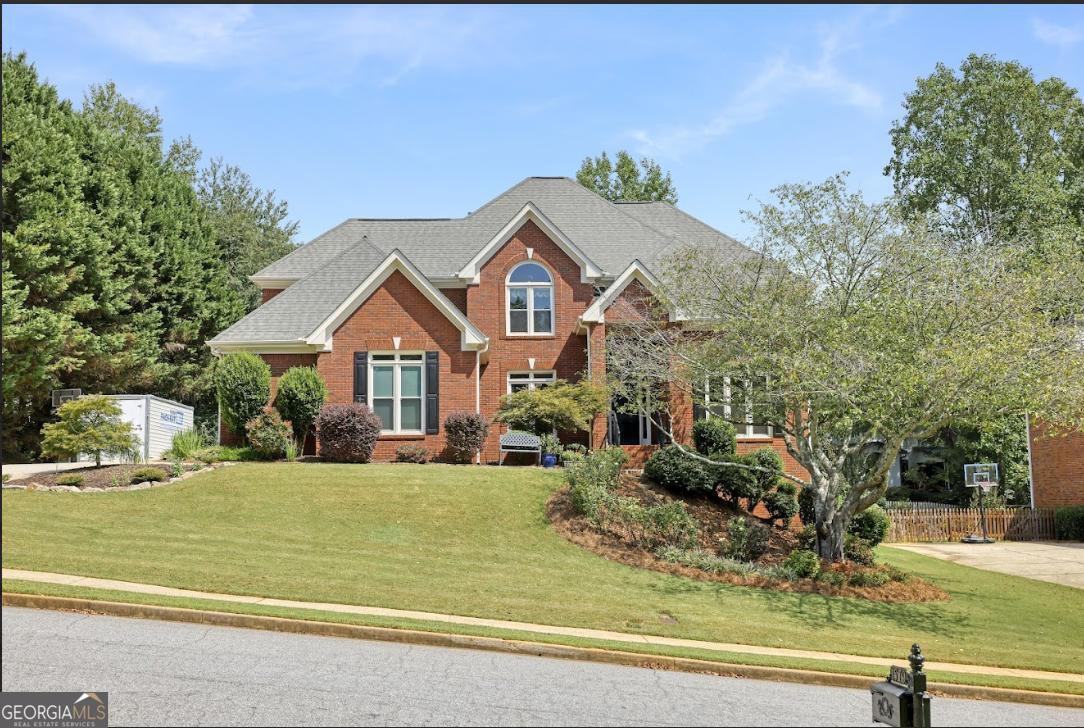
xmin=648 ymin=577 xmax=969 ymax=639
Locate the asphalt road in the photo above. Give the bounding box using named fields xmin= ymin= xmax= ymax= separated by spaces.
xmin=2 ymin=607 xmax=1081 ymax=727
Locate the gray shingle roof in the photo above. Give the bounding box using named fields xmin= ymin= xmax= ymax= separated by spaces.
xmin=213 ymin=177 xmax=755 ymax=345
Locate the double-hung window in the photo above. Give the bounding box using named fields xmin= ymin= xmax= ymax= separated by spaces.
xmin=701 ymin=375 xmax=772 ymax=437
xmin=506 ymin=262 xmax=553 ymax=335
xmin=507 ymin=371 xmax=556 ymax=393
xmin=369 ymin=353 xmax=424 ymax=434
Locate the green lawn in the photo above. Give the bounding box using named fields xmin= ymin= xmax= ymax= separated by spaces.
xmin=3 ymin=463 xmax=1082 ymax=677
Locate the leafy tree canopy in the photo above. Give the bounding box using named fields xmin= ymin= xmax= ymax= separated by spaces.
xmin=40 ymin=395 xmax=138 ymax=467
xmin=577 ymin=150 xmax=678 ymax=203
xmin=886 ymin=54 xmax=1084 ymax=245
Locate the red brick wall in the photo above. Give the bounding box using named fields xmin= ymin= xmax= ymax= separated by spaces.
xmin=261 ymin=288 xmax=284 ymax=303
xmin=316 ymin=269 xmax=478 ymax=462
xmin=441 ymin=287 xmax=468 ymax=315
xmin=466 ymin=220 xmax=596 ymax=460
xmin=1030 ymin=419 xmax=1084 ymax=507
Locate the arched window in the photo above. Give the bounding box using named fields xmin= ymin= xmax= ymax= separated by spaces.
xmin=506 ymin=262 xmax=553 ymax=335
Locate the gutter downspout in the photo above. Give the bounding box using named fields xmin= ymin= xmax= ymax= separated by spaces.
xmin=475 ymin=350 xmax=482 ymax=464
xmin=1025 ymin=413 xmax=1036 ymax=509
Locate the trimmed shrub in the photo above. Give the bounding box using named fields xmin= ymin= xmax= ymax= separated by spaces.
xmin=724 ymin=517 xmax=770 ymax=562
xmin=848 ymin=568 xmax=890 ymax=587
xmin=692 ymin=418 xmax=737 ymax=458
xmin=316 ymin=404 xmax=381 ymax=463
xmin=714 ymin=453 xmax=759 ymax=507
xmin=844 ymin=534 xmax=875 ymax=566
xmin=764 ymin=482 xmax=799 ymax=526
xmin=1055 ymin=505 xmax=1084 ymax=541
xmin=783 ymin=549 xmax=821 ymax=579
xmin=816 ymin=569 xmax=847 ymax=588
xmin=245 ymin=410 xmax=292 ymax=459
xmin=644 ymin=446 xmax=712 ymax=494
xmin=849 ymin=504 xmax=891 ymax=546
xmin=57 ymin=474 xmax=85 ymax=487
xmin=798 ymin=486 xmax=816 ymax=526
xmin=444 ymin=411 xmax=489 ymax=463
xmin=130 ymin=467 xmax=166 ymax=484
xmin=742 ymin=448 xmax=785 ymax=512
xmin=274 ymin=367 xmax=328 ymax=447
xmin=396 ymin=445 xmax=431 ymax=464
xmin=566 ymin=447 xmax=627 ymax=524
xmin=214 ymin=353 xmax=271 ymax=441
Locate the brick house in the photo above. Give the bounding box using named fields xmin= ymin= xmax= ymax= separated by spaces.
xmin=1028 ymin=416 xmax=1084 ymax=507
xmin=209 ymin=177 xmax=804 ymax=475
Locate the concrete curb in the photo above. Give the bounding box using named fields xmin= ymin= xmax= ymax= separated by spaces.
xmin=4 ymin=593 xmax=1082 ymax=709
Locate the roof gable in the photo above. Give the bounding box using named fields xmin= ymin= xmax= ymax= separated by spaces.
xmin=455 ymin=202 xmax=603 ymax=285
xmin=308 ymin=250 xmax=487 ymax=351
xmin=580 ymin=259 xmax=683 ymax=324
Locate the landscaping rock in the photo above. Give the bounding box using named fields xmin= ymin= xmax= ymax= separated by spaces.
xmin=50 ymin=485 xmax=80 ymax=493
xmin=128 ymin=482 xmax=152 ymax=490
xmin=2 ymin=484 xmax=27 ymax=490
xmin=26 ymin=482 xmax=46 ymax=491
xmin=82 ymin=487 xmax=104 ymax=493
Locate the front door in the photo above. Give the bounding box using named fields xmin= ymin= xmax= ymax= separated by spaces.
xmin=611 ymin=394 xmax=653 ymax=445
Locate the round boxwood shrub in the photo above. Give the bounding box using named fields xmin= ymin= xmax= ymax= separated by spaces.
xmin=444 ymin=411 xmax=490 ymax=463
xmin=245 ymin=410 xmax=292 ymax=459
xmin=316 ymin=404 xmax=381 ymax=463
xmin=130 ymin=467 xmax=166 ymax=484
xmin=644 ymin=446 xmax=712 ymax=494
xmin=214 ymin=353 xmax=271 ymax=442
xmin=692 ymin=417 xmax=736 ymax=458
xmin=783 ymin=549 xmax=821 ymax=579
xmin=848 ymin=504 xmax=891 ymax=546
xmin=274 ymin=366 xmax=328 ymax=448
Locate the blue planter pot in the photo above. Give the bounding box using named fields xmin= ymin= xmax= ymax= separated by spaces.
xmin=541 ymin=453 xmax=558 ymax=468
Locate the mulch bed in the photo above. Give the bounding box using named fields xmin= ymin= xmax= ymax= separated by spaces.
xmin=13 ymin=463 xmax=179 ymax=490
xmin=548 ymin=475 xmax=948 ymax=603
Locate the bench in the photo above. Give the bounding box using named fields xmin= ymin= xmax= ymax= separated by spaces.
xmin=498 ymin=430 xmax=541 ymax=465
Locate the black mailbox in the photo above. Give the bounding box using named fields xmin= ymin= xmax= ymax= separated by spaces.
xmin=871 ymin=644 xmax=932 ymax=728
xmin=871 ymin=679 xmax=912 ymax=727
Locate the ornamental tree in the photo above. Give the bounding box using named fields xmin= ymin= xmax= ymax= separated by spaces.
xmin=606 ymin=173 xmax=1084 ymax=561
xmin=494 ymin=379 xmax=608 ymax=435
xmin=40 ymin=395 xmax=138 ymax=467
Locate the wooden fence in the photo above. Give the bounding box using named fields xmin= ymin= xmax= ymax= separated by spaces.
xmin=885 ymin=507 xmax=1057 ymax=543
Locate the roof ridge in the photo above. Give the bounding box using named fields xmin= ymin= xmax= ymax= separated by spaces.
xmin=350 ymin=217 xmax=454 ymax=222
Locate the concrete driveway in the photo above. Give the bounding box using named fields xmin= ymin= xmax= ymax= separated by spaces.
xmin=892 ymin=541 xmax=1084 ymax=589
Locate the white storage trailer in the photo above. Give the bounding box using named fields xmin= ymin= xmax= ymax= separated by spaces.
xmin=78 ymin=394 xmax=194 ymax=463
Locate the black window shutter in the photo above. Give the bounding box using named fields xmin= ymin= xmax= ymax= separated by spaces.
xmin=425 ymin=351 xmax=439 ymax=434
xmin=354 ymin=352 xmax=367 ymax=403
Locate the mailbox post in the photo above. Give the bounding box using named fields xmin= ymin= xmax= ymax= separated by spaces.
xmin=871 ymin=644 xmax=932 ymax=727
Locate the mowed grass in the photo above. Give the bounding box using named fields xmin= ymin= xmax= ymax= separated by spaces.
xmin=3 ymin=463 xmax=1083 ymax=674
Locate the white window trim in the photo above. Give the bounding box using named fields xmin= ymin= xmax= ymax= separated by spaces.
xmin=507 ymin=370 xmax=557 ymax=394
xmin=703 ymin=375 xmax=773 ymax=439
xmin=368 ymin=351 xmax=425 ymax=435
xmin=505 ymin=261 xmax=555 ymax=337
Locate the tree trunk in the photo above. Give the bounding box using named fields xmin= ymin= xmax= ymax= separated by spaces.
xmin=812 ymin=474 xmax=847 ymax=562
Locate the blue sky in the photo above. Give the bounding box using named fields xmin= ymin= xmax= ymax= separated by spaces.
xmin=4 ymin=4 xmax=1083 ymax=243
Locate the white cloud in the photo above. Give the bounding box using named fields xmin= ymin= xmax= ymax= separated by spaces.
xmin=1032 ymin=18 xmax=1084 ymax=49
xmin=628 ymin=7 xmax=899 ymax=158
xmin=45 ymin=4 xmax=500 ymax=88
